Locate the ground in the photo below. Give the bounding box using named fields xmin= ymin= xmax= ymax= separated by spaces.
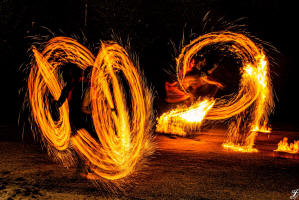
xmin=0 ymin=126 xmax=298 ymax=200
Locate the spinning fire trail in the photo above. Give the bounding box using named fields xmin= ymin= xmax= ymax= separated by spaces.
xmin=156 ymin=31 xmax=274 ymax=152
xmin=28 ymin=37 xmax=154 ymax=181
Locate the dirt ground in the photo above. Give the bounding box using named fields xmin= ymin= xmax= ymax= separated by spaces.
xmin=0 ymin=125 xmax=299 ymax=200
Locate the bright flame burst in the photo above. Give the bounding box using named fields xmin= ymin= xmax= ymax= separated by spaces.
xmin=275 ymin=137 xmax=299 ymax=154
xmin=156 ymin=98 xmax=215 ymax=136
xmin=28 ymin=37 xmax=153 ymax=181
xmin=156 ymin=31 xmax=274 ymax=152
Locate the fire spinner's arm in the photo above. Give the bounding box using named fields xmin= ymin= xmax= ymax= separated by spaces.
xmin=54 ymin=82 xmax=73 ymax=108
xmin=81 ymin=88 xmax=91 ymax=114
xmin=200 ymin=76 xmax=224 ymax=89
xmin=199 ymin=63 xmax=224 ymax=89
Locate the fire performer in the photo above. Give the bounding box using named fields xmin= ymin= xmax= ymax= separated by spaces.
xmin=80 ymin=66 xmax=97 ymax=137
xmin=53 ymin=63 xmax=85 ymax=132
xmin=81 ymin=66 xmax=92 ymax=115
xmin=165 ymin=55 xmax=224 ymax=104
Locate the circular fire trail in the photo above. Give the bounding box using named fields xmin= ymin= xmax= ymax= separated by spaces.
xmin=156 ymin=31 xmax=274 ymax=152
xmin=28 ymin=37 xmax=154 ymax=181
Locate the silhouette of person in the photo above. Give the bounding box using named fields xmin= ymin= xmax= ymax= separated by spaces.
xmin=185 ymin=55 xmax=224 ymax=99
xmin=80 ymin=66 xmax=97 ymax=137
xmin=165 ymin=55 xmax=224 ymax=104
xmin=54 ymin=63 xmax=84 ymax=132
xmin=81 ymin=66 xmax=92 ymax=115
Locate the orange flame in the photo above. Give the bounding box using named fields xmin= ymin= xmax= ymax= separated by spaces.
xmin=28 ymin=37 xmax=154 ymax=180
xmin=156 ymin=31 xmax=274 ymax=152
xmin=156 ymin=98 xmax=215 ymax=136
xmin=275 ymin=137 xmax=299 ymax=154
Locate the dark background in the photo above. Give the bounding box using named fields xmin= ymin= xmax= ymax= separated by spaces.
xmin=0 ymin=0 xmax=298 ymax=132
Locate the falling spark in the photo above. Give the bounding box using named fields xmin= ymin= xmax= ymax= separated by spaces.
xmin=275 ymin=137 xmax=299 ymax=154
xmin=156 ymin=31 xmax=274 ymax=152
xmin=28 ymin=37 xmax=154 ymax=181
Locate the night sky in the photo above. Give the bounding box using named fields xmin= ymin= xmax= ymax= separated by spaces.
xmin=0 ymin=0 xmax=298 ymax=130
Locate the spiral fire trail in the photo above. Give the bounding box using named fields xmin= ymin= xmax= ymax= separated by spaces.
xmin=156 ymin=31 xmax=274 ymax=152
xmin=28 ymin=37 xmax=153 ymax=180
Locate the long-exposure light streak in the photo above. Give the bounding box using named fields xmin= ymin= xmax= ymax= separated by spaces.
xmin=28 ymin=37 xmax=153 ymax=181
xmin=156 ymin=31 xmax=274 ymax=152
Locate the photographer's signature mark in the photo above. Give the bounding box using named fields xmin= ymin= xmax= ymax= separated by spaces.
xmin=290 ymin=189 xmax=299 ymax=200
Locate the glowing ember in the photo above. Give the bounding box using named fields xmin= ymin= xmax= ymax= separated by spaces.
xmin=222 ymin=143 xmax=258 ymax=153
xmin=275 ymin=137 xmax=299 ymax=154
xmin=156 ymin=31 xmax=274 ymax=152
xmin=28 ymin=37 xmax=154 ymax=181
xmin=251 ymin=121 xmax=271 ymax=133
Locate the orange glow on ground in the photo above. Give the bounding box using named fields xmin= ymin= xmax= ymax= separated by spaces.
xmin=251 ymin=121 xmax=271 ymax=133
xmin=222 ymin=143 xmax=258 ymax=153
